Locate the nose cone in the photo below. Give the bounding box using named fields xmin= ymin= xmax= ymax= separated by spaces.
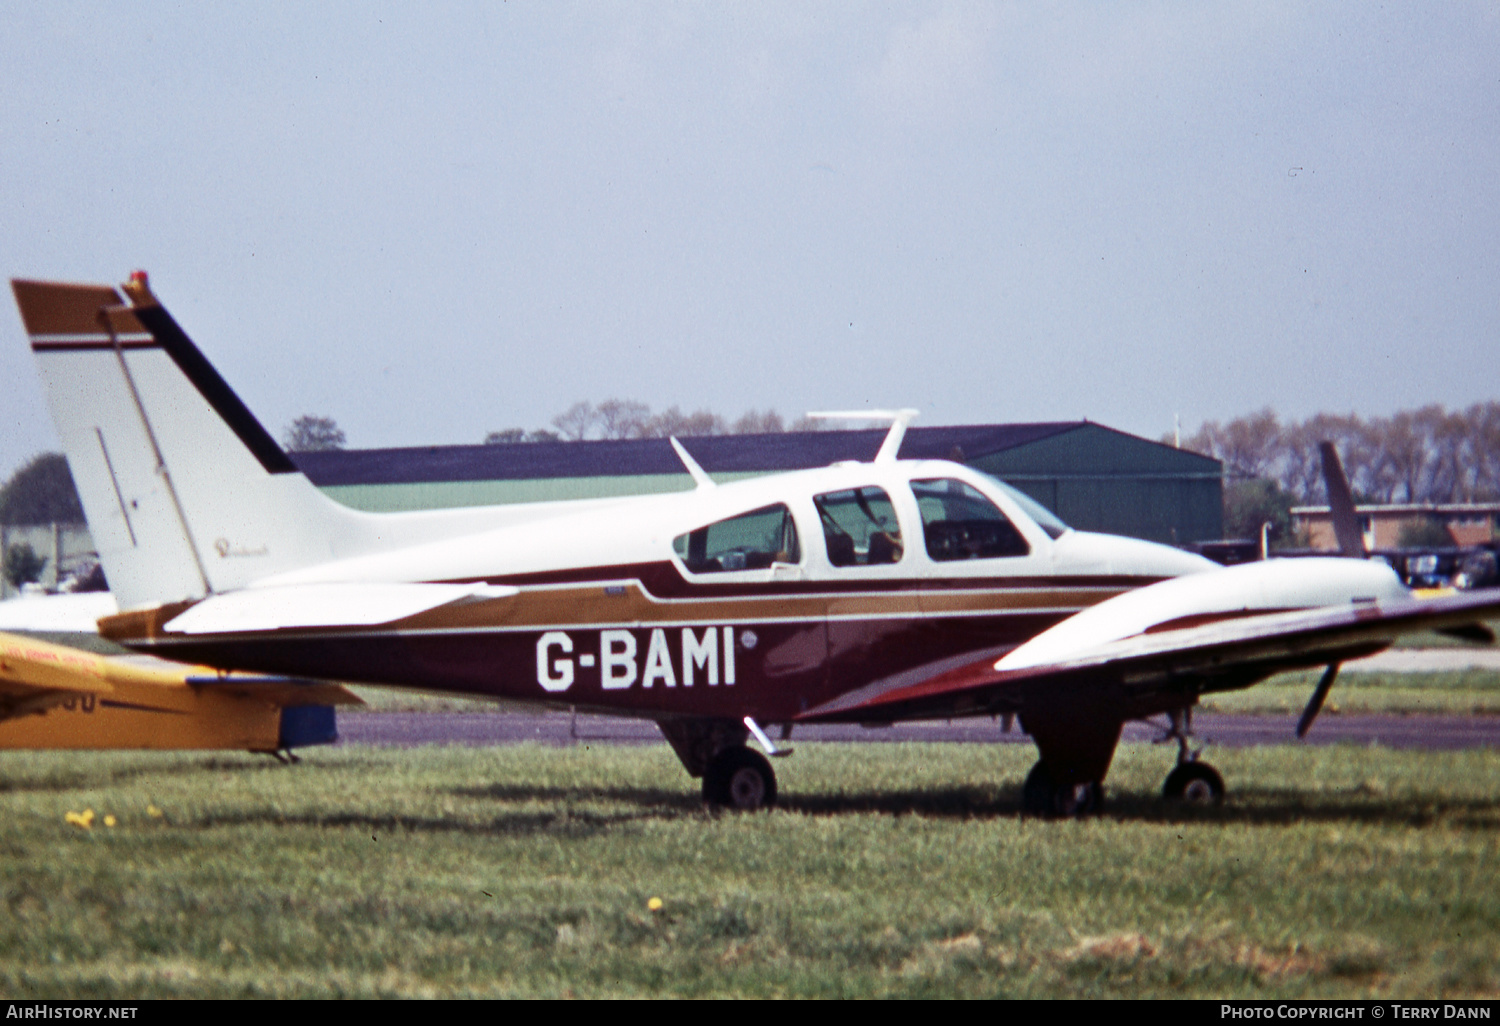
xmin=1051 ymin=530 xmax=1218 ymax=579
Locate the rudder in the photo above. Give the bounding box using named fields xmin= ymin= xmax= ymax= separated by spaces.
xmin=12 ymin=273 xmax=363 ymax=610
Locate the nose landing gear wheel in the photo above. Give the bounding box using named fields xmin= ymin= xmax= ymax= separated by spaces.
xmin=1021 ymin=761 xmax=1103 ymax=817
xmin=703 ymin=746 xmax=777 ymax=811
xmin=1162 ymin=761 xmax=1224 ymax=805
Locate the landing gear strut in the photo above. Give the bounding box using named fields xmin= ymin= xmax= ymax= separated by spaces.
xmin=1021 ymin=761 xmax=1103 ymax=817
xmin=1158 ymin=706 xmax=1224 ymax=805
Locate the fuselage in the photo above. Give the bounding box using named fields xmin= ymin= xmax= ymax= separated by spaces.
xmin=111 ymin=457 xmax=1220 ymax=723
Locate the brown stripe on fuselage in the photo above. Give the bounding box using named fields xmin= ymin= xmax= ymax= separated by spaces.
xmin=102 ymin=561 xmax=1152 ymax=645
xmin=438 ymin=559 xmax=1162 ymax=598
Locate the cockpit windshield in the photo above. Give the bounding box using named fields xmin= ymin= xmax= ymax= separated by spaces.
xmin=976 ymin=473 xmax=1072 ymax=540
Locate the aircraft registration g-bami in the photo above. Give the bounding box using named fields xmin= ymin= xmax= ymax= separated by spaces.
xmin=10 ymin=272 xmax=1500 ymax=814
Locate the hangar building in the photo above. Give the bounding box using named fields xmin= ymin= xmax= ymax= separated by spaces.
xmin=293 ymin=421 xmax=1223 ymax=545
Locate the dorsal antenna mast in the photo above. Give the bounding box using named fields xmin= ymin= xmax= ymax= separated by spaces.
xmin=670 ymin=436 xmax=716 ymax=490
xmin=806 ymin=409 xmax=920 ymax=464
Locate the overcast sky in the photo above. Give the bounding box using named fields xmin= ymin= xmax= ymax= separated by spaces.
xmin=2 ymin=2 xmax=1496 ymax=478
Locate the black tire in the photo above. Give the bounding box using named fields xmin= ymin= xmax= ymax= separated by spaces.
xmin=1162 ymin=761 xmax=1225 ymax=805
xmin=703 ymin=747 xmax=777 ymax=811
xmin=1021 ymin=761 xmax=1103 ymax=818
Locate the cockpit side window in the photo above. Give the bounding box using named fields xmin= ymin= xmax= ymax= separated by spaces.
xmin=672 ymin=503 xmax=801 ymax=574
xmin=911 ymin=478 xmax=1030 ymax=561
xmin=813 ymin=486 xmax=903 ymax=567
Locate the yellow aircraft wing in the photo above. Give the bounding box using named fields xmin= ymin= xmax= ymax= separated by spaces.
xmin=0 ymin=631 xmax=362 ymax=752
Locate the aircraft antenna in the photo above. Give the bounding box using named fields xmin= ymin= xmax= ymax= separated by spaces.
xmin=670 ymin=437 xmax=715 ymax=490
xmin=805 ymin=409 xmax=919 ymax=464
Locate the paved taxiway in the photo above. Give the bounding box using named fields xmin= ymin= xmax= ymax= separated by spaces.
xmin=337 ymin=710 xmax=1500 ymax=751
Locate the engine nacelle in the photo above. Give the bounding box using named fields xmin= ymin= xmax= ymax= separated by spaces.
xmin=998 ymin=558 xmax=1408 ymax=671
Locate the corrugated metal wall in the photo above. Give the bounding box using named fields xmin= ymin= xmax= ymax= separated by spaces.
xmin=973 ymin=424 xmax=1223 ymax=544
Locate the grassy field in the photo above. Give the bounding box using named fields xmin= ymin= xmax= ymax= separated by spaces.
xmin=1 ymin=741 xmax=1496 ymax=998
xmin=1201 ymin=668 xmax=1500 ymax=715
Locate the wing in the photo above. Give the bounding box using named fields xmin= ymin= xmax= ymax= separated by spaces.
xmin=0 ymin=633 xmax=115 ymax=721
xmin=799 ymin=586 xmax=1500 ymax=724
xmin=0 ymin=632 xmax=363 ymax=726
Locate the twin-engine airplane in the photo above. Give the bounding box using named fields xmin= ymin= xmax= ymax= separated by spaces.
xmin=0 ymin=629 xmax=360 ymax=756
xmin=10 ymin=272 xmax=1500 ymax=813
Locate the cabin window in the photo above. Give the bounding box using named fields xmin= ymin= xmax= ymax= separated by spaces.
xmin=911 ymin=478 xmax=1029 ymax=560
xmin=673 ymin=503 xmax=801 ymax=574
xmin=814 ymin=486 xmax=904 ymax=566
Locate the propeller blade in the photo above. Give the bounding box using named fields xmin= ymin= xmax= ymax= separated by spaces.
xmin=1297 ymin=662 xmax=1341 ymax=738
xmin=1320 ymin=442 xmax=1366 ymax=558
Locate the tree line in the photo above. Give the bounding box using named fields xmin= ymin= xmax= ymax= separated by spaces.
xmin=4 ymin=403 xmax=1495 ymax=539
xmin=1175 ymin=402 xmax=1500 ymax=506
xmin=485 ymin=399 xmax=812 ymax=444
xmin=1173 ymin=403 xmax=1500 ymax=546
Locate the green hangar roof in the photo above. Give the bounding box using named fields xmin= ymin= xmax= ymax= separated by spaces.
xmin=292 ymin=422 xmax=1222 ymax=544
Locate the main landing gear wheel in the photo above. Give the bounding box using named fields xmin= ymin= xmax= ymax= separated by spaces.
xmin=1162 ymin=761 xmax=1225 ymax=805
xmin=703 ymin=746 xmax=777 ymax=811
xmin=1021 ymin=761 xmax=1103 ymax=818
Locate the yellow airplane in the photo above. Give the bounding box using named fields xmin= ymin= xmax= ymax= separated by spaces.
xmin=0 ymin=631 xmax=361 ymax=755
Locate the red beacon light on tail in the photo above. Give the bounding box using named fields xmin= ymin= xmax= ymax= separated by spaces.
xmin=122 ymin=269 xmax=155 ymax=306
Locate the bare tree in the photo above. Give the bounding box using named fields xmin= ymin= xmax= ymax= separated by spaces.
xmin=732 ymin=409 xmax=785 ymax=434
xmin=596 ymin=399 xmax=653 ymax=440
xmin=1180 ymin=408 xmax=1282 ymax=481
xmin=643 ymin=406 xmax=726 ymax=438
xmin=1468 ymin=401 xmax=1500 ymax=501
xmin=486 ymin=428 xmax=563 ymax=444
xmin=282 ymin=415 xmax=346 ymax=452
xmin=551 ymin=401 xmax=600 ymax=441
xmin=1180 ymin=401 xmax=1500 ymax=508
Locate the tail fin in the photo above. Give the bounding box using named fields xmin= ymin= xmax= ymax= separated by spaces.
xmin=11 ymin=272 xmax=364 ymax=610
xmin=1318 ymin=441 xmax=1366 ymax=558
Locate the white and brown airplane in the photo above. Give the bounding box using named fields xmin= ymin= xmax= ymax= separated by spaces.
xmin=10 ymin=272 xmax=1500 ymax=813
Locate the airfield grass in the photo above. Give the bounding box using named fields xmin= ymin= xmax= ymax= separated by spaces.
xmin=0 ymin=742 xmax=1497 ymax=999
xmin=1201 ymin=668 xmax=1500 ymax=715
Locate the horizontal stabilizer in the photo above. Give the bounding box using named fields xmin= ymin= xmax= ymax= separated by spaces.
xmin=163 ymin=582 xmax=518 ymax=635
xmin=182 ymin=675 xmax=363 ymax=706
xmin=0 ymin=593 xmax=120 ymax=633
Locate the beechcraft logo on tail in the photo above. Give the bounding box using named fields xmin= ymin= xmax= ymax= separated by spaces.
xmin=536 ymin=627 xmax=741 ymax=693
